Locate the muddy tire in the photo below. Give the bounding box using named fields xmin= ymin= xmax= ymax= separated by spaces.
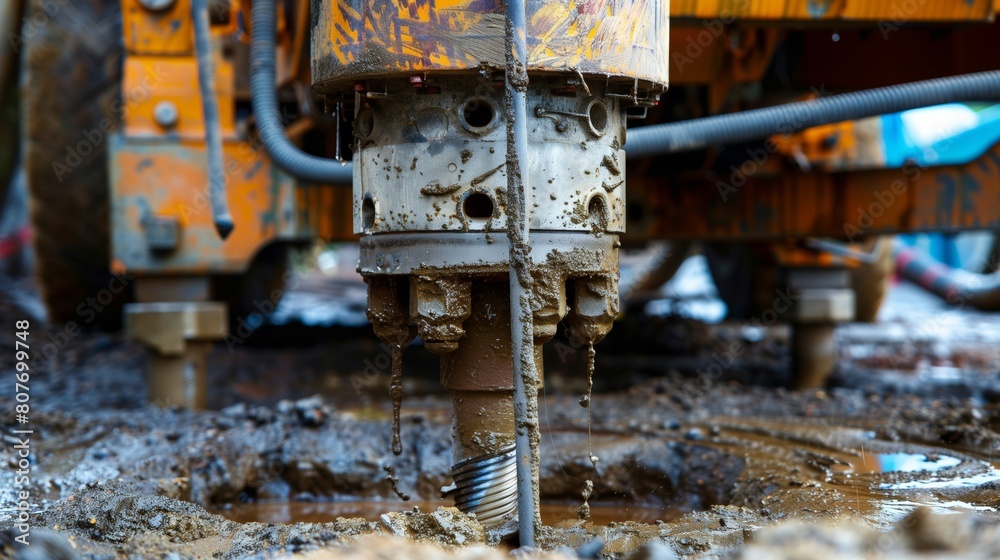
xmin=22 ymin=0 xmax=126 ymax=328
xmin=850 ymin=236 xmax=894 ymax=323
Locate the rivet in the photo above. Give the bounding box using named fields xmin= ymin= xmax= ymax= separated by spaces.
xmin=138 ymin=0 xmax=177 ymax=11
xmin=153 ymin=101 xmax=179 ymax=129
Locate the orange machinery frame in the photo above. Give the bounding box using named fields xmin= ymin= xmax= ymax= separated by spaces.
xmin=111 ymin=0 xmax=351 ymax=278
xmin=111 ymin=0 xmax=1000 ymax=279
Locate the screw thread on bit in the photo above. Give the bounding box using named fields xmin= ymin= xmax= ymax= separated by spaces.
xmin=451 ymin=445 xmax=518 ymax=527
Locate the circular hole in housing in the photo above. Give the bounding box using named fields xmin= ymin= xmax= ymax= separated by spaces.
xmin=356 ymin=108 xmax=375 ymax=139
xmin=588 ymin=194 xmax=610 ymax=233
xmin=362 ymin=195 xmax=376 ymax=230
xmin=586 ymin=100 xmax=609 ymax=137
xmin=463 ymin=192 xmax=495 ymax=220
xmin=460 ymin=98 xmax=495 ymax=132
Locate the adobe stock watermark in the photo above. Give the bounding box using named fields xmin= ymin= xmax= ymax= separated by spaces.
xmin=8 ymin=0 xmax=118 ymax=53
xmin=551 ymin=245 xmax=686 ymax=366
xmin=166 ymin=106 xmax=301 ymax=225
xmin=878 ymin=0 xmax=937 ymax=41
xmin=715 ymin=85 xmax=829 ymax=202
xmin=843 ymin=126 xmax=959 ymax=241
xmin=670 ymin=1 xmax=750 ymax=75
xmin=223 ymin=238 xmax=336 ymax=353
xmin=843 ymin=162 xmax=924 ymax=242
xmin=30 ymin=271 xmax=136 ymax=371
xmin=680 ymin=287 xmax=798 ymax=401
xmin=224 ymin=267 xmax=305 ymax=353
xmin=51 ymin=63 xmax=171 ymax=182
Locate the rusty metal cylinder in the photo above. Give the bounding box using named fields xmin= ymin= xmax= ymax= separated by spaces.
xmin=440 ymin=281 xmax=518 ymax=462
xmin=440 ymin=281 xmax=523 ymax=526
xmin=147 ymin=342 xmax=210 ymax=409
xmin=348 ymin=75 xmax=630 ymax=238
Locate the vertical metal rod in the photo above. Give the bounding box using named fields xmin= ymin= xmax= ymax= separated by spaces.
xmin=504 ymin=0 xmax=540 ymax=547
xmin=192 ymin=0 xmax=234 ymax=239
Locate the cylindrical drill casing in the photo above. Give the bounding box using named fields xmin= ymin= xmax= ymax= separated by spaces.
xmin=311 ymin=0 xmax=670 ymax=92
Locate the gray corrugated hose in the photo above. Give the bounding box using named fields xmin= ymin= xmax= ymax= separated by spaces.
xmin=627 ymin=71 xmax=1000 ymax=157
xmin=250 ymin=0 xmax=352 ymax=185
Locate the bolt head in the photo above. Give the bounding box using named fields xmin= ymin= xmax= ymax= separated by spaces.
xmin=153 ymin=101 xmax=179 ymax=129
xmin=138 ymin=0 xmax=177 ymax=11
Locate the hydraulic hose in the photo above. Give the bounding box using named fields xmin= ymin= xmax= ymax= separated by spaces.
xmin=250 ymin=0 xmax=352 ymax=185
xmin=627 ymin=70 xmax=1000 ymax=157
xmin=893 ymin=238 xmax=1000 ymax=311
xmin=192 ymin=0 xmax=234 ymax=239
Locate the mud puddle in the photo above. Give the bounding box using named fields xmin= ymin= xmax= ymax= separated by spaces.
xmin=3 ymin=382 xmax=999 ymax=559
xmin=216 ymin=501 xmax=678 ymax=526
xmin=711 ymin=421 xmax=976 ymax=477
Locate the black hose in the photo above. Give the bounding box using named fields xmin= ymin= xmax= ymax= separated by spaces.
xmin=626 ymin=70 xmax=1000 ymax=157
xmin=250 ymin=0 xmax=352 ymax=185
xmin=893 ymin=238 xmax=1000 ymax=311
xmin=192 ymin=0 xmax=234 ymax=239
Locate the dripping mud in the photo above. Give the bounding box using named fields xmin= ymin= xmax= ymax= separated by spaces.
xmin=3 ymin=284 xmax=1000 ymax=559
xmin=390 ymin=344 xmax=404 ymax=456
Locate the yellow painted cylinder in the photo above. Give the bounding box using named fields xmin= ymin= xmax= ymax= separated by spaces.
xmin=311 ymin=0 xmax=669 ymax=92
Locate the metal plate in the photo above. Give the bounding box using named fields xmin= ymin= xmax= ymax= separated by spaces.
xmin=359 ymin=232 xmax=619 ymax=276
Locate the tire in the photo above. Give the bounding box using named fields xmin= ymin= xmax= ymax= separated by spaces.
xmin=213 ymin=242 xmax=291 ymax=327
xmin=850 ymin=236 xmax=893 ymax=323
xmin=0 ymin=72 xmax=18 ymax=207
xmin=22 ymin=0 xmax=126 ymax=328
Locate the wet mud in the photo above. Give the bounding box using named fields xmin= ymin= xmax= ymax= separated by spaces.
xmin=2 ymin=287 xmax=1000 ymax=559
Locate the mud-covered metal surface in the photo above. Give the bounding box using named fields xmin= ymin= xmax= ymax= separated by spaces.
xmin=3 ymin=268 xmax=1000 ymax=558
xmin=350 ymin=76 xmax=627 ymax=237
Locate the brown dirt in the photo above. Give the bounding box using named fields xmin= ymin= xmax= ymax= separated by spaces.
xmin=2 ymin=283 xmax=1000 ymax=559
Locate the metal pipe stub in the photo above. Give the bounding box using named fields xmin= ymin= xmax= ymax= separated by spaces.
xmin=439 ymin=280 xmax=519 ymax=527
xmin=125 ymin=301 xmax=227 ymax=409
xmin=787 ymin=269 xmax=855 ymax=389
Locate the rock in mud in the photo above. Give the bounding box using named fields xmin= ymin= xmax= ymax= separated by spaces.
xmin=379 ymin=507 xmax=485 ymax=547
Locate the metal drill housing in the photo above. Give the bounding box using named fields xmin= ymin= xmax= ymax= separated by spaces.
xmin=311 ymin=0 xmax=669 ymax=527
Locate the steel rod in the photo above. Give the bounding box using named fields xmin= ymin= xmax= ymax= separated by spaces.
xmin=191 ymin=0 xmax=234 ymax=239
xmin=503 ymin=0 xmax=540 ymax=547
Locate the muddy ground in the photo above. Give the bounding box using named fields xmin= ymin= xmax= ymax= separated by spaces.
xmin=2 ymin=264 xmax=1000 ymax=559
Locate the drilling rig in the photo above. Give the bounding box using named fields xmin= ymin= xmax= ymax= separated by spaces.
xmin=308 ymin=0 xmax=668 ymax=536
xmin=14 ymin=0 xmax=1000 ymax=546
